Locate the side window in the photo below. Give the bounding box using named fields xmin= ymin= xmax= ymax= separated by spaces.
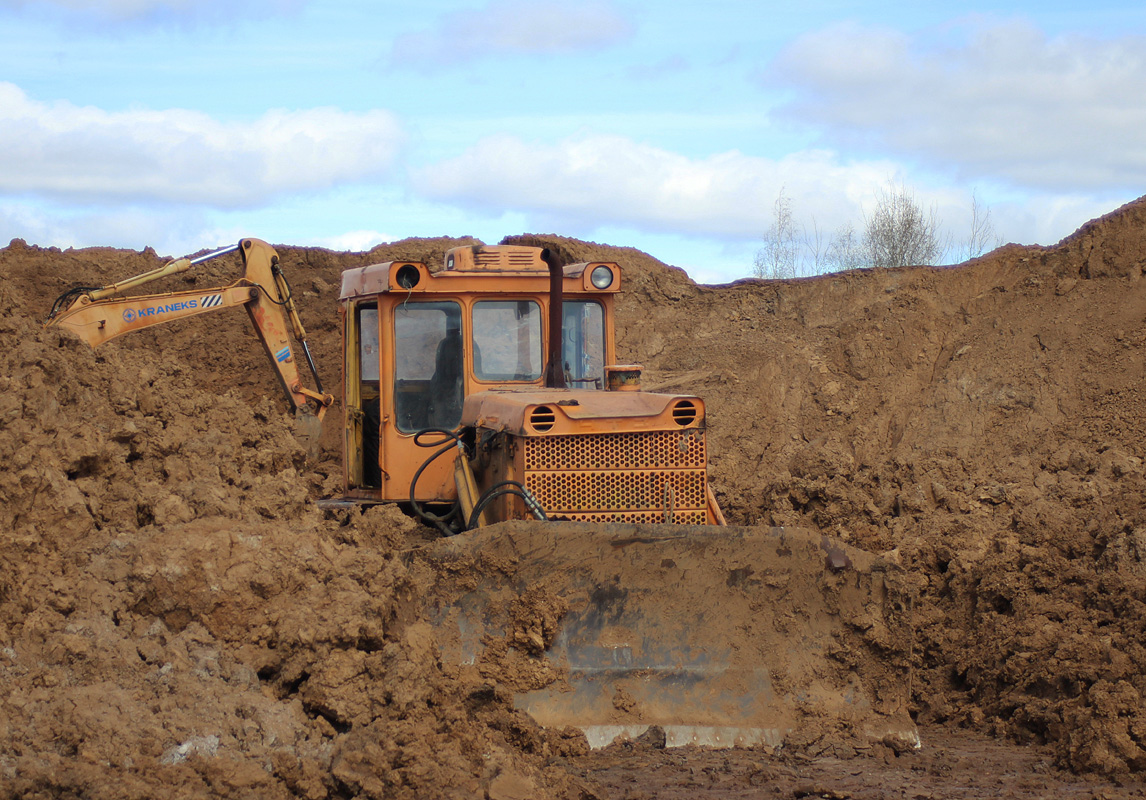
xmin=562 ymin=300 xmax=605 ymax=388
xmin=358 ymin=306 xmax=379 ymax=383
xmin=394 ymin=301 xmax=463 ymax=432
xmin=356 ymin=303 xmax=381 ymax=487
xmin=472 ymin=300 xmax=542 ymax=381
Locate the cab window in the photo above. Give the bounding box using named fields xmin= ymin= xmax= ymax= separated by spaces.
xmin=394 ymin=301 xmax=463 ymax=432
xmin=356 ymin=303 xmax=381 ymax=487
xmin=359 ymin=305 xmax=379 ymax=382
xmin=472 ymin=300 xmax=542 ymax=381
xmin=562 ymin=300 xmax=605 ymax=388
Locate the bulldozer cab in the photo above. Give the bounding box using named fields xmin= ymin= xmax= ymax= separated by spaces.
xmin=338 ymin=245 xmax=618 ymax=505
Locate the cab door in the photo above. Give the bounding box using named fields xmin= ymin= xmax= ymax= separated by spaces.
xmin=380 ymin=298 xmax=464 ymax=502
xmin=343 ymin=299 xmax=381 ymax=495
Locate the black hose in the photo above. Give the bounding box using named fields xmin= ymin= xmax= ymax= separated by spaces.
xmin=467 ymin=481 xmax=548 ymax=531
xmin=409 ymin=430 xmax=548 ymax=534
xmin=409 ymin=428 xmax=465 ymax=536
xmin=47 ymin=286 xmax=102 ymax=321
xmin=254 ymin=280 xmax=289 ymax=307
xmin=249 ymin=264 xmax=295 ymax=308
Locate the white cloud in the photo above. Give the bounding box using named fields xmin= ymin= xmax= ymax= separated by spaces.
xmin=0 ymin=0 xmax=303 ymax=23
xmin=389 ymin=0 xmax=634 ymax=68
xmin=415 ymin=133 xmax=912 ymax=239
xmin=0 ymin=83 xmax=405 ymax=208
xmin=0 ymin=200 xmax=223 ymax=256
xmin=771 ymin=18 xmax=1146 ymax=192
xmin=310 ymin=230 xmax=395 ymax=252
xmin=413 ymin=131 xmax=1133 ymax=263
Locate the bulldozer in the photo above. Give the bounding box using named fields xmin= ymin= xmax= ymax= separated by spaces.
xmin=334 ymin=241 xmax=724 ymax=533
xmin=46 ymin=237 xmax=920 ymax=751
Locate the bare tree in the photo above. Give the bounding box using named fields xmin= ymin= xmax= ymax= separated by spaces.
xmin=754 ymin=188 xmax=800 ymax=279
xmin=862 ymin=181 xmax=948 ymax=268
xmin=964 ymin=189 xmax=1003 ymax=261
xmin=825 ymin=222 xmax=865 ymax=272
xmin=804 ymin=217 xmax=829 ymax=274
xmin=749 ymin=180 xmax=998 ymax=276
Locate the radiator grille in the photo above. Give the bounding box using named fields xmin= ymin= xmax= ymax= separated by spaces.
xmin=522 ymin=430 xmax=708 ymax=521
xmin=523 ymin=429 xmax=705 ymax=471
xmin=552 ymin=509 xmax=708 ymax=524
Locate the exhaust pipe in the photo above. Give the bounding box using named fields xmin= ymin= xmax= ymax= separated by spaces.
xmin=542 ymin=248 xmax=566 ymax=388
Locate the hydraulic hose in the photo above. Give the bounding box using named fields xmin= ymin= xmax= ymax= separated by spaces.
xmin=47 ymin=286 xmax=103 ymax=321
xmin=467 ymin=481 xmax=548 ymax=531
xmin=409 ymin=428 xmax=465 ymax=536
xmin=411 ymin=430 xmax=549 ymax=535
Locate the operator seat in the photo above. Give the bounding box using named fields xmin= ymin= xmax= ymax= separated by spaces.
xmin=428 ymin=328 xmax=463 ymax=428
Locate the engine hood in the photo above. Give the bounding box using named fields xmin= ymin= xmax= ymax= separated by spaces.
xmin=461 ymin=387 xmax=704 ymax=437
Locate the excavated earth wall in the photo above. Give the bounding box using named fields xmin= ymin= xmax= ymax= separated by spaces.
xmin=4 ymin=197 xmax=1146 ymax=796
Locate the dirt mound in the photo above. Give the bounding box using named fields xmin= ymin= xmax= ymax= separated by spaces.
xmin=0 ymin=280 xmax=586 ymax=797
xmin=604 ymin=198 xmax=1146 ymax=776
xmin=3 ymin=195 xmax=1146 ymax=792
xmin=505 ymin=211 xmax=1146 ymax=774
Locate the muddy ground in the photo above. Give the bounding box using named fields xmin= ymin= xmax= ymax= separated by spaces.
xmin=4 ymin=197 xmax=1146 ymax=797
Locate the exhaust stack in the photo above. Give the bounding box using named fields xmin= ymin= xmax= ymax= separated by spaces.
xmin=542 ymin=248 xmax=566 ymax=388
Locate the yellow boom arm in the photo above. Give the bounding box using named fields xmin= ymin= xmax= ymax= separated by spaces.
xmin=46 ymin=238 xmax=333 ymax=444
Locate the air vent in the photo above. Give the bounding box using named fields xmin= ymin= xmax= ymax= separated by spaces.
xmin=671 ymin=399 xmax=698 ymax=427
xmin=507 ymin=252 xmax=538 ymax=268
xmin=472 ymin=249 xmax=543 ymax=270
xmin=530 ymin=405 xmax=557 ymax=432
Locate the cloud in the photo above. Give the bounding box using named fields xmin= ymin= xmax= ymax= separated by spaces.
xmin=770 ymin=18 xmax=1146 ymax=193
xmin=0 ymin=83 xmax=405 ymax=208
xmin=0 ymin=0 xmax=303 ymax=24
xmin=412 ymin=131 xmax=1131 ymax=261
xmin=389 ymin=0 xmax=634 ymax=68
xmin=0 ymin=199 xmax=225 ymax=257
xmin=415 ymin=133 xmax=913 ymax=239
xmin=626 ymin=55 xmax=689 ymax=81
xmin=311 ymin=230 xmax=395 ymax=252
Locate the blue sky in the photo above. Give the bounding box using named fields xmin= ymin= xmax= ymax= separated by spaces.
xmin=2 ymin=0 xmax=1144 ymax=283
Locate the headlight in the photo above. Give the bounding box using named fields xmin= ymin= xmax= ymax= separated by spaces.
xmin=395 ymin=264 xmax=420 ymax=289
xmin=590 ymin=265 xmax=614 ymax=289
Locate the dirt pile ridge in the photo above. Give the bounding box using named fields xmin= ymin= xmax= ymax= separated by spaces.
xmin=2 ymin=196 xmax=1146 ymax=794
xmin=602 ymin=199 xmax=1146 ymax=776
xmin=0 ymin=275 xmax=587 ymax=797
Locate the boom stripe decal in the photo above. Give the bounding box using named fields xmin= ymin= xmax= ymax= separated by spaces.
xmin=200 ymin=294 xmax=223 ymax=308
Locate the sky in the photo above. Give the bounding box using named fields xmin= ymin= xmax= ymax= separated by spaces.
xmin=2 ymin=1 xmax=1145 ymax=284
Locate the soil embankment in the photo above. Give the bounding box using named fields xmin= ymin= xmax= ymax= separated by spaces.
xmin=4 ymin=197 xmax=1146 ymax=795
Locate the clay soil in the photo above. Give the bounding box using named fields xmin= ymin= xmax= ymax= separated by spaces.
xmin=5 ymin=198 xmax=1146 ymax=797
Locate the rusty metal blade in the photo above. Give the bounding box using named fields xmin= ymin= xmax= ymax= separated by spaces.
xmin=417 ymin=521 xmax=919 ymax=750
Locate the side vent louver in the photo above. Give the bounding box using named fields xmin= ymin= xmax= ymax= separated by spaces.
xmin=671 ymin=400 xmax=698 ymax=427
xmin=529 ymin=406 xmax=557 ymax=432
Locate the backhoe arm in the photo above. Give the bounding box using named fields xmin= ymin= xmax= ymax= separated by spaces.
xmin=46 ymin=238 xmax=334 ymax=448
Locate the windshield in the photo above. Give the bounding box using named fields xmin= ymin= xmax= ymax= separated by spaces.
xmin=393 ymin=300 xmax=463 ymax=432
xmin=472 ymin=300 xmax=542 ymax=381
xmin=562 ymin=300 xmax=605 ymax=388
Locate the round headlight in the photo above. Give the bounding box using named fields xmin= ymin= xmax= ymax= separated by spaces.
xmin=395 ymin=264 xmax=420 ymax=289
xmin=590 ymin=265 xmax=614 ymax=289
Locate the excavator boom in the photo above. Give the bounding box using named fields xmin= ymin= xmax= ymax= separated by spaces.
xmin=45 ymin=238 xmax=333 ymax=452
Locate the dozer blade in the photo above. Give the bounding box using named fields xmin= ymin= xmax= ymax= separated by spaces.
xmin=415 ymin=521 xmax=919 ymax=750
